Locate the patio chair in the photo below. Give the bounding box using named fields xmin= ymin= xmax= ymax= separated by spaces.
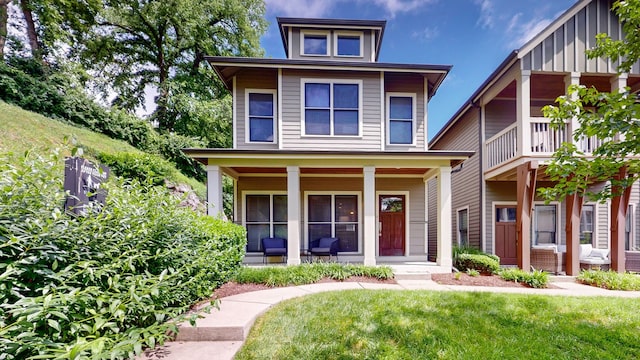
xmin=579 ymin=244 xmax=610 ymax=270
xmin=261 ymin=237 xmax=287 ymax=264
xmin=309 ymin=237 xmax=340 ymax=261
xmin=530 ymin=246 xmax=563 ymax=274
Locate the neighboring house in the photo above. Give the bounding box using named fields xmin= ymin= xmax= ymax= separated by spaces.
xmin=428 ymin=0 xmax=640 ymax=275
xmin=184 ymin=17 xmax=472 ymax=267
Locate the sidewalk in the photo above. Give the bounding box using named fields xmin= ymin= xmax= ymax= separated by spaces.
xmin=139 ymin=278 xmax=640 ymax=360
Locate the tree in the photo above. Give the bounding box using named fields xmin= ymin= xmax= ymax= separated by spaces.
xmin=540 ymin=0 xmax=640 ymax=203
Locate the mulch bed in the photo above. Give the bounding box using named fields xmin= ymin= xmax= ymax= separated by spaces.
xmin=431 ymin=273 xmax=527 ymax=287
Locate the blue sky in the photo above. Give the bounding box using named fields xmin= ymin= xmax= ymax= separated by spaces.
xmin=261 ymin=0 xmax=577 ymax=140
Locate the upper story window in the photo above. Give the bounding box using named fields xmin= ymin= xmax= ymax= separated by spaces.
xmin=334 ymin=32 xmax=363 ymax=57
xmin=386 ymin=93 xmax=416 ymax=145
xmin=301 ymin=31 xmax=329 ymax=56
xmin=246 ymin=89 xmax=276 ymax=143
xmin=302 ymin=79 xmax=361 ymax=136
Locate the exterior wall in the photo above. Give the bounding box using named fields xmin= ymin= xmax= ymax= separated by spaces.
xmin=485 ymin=99 xmax=516 ymax=140
xmin=290 ymin=28 xmax=374 ymax=62
xmin=427 ymin=177 xmax=437 ymax=262
xmin=484 ymin=181 xmax=516 ymax=254
xmin=384 ymin=73 xmax=427 ymax=151
xmin=522 ymin=0 xmax=640 ymax=74
xmin=235 ymin=69 xmax=279 ymax=150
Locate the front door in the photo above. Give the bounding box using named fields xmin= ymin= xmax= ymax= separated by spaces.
xmin=379 ymin=195 xmax=405 ymax=256
xmin=495 ymin=205 xmax=517 ymax=265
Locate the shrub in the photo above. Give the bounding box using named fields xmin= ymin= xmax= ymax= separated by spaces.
xmin=0 ymin=150 xmax=246 ymax=359
xmin=499 ymin=268 xmax=549 ymax=288
xmin=466 ymin=269 xmax=480 ymax=277
xmin=577 ymin=270 xmax=640 ymax=291
xmin=455 ymin=253 xmax=500 ymax=274
xmin=96 ymin=152 xmax=177 ymax=186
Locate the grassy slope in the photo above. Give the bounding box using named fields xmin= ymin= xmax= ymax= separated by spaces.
xmin=0 ymin=100 xmax=205 ymax=195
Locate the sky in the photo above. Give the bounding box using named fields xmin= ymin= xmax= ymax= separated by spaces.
xmin=261 ymin=0 xmax=578 ymax=140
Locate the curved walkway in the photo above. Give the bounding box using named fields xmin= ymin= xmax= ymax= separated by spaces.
xmin=139 ymin=278 xmax=640 ymax=360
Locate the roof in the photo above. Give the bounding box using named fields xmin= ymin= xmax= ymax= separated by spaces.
xmin=205 ymin=56 xmax=452 ymax=100
xmin=277 ymin=17 xmax=386 ymax=60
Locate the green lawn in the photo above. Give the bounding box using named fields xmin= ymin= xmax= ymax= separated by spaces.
xmin=236 ymin=290 xmax=640 ymax=360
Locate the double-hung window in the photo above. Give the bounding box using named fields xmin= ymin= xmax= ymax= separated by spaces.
xmin=627 ymin=205 xmax=637 ymax=251
xmin=533 ymin=204 xmax=557 ymax=245
xmin=334 ymin=32 xmax=362 ymax=57
xmin=457 ymin=208 xmax=469 ymax=246
xmin=245 ymin=193 xmax=287 ymax=252
xmin=387 ymin=93 xmax=416 ymax=145
xmin=307 ymin=194 xmax=359 ymax=252
xmin=301 ymin=31 xmax=329 ymax=56
xmin=303 ymin=80 xmax=361 ymax=136
xmin=580 ymin=204 xmax=595 ymax=245
xmin=246 ymin=90 xmax=276 ymax=143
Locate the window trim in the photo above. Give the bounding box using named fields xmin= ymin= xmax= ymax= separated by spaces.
xmin=300 ymin=30 xmax=330 ymax=57
xmin=304 ymin=191 xmax=362 ymax=254
xmin=333 ymin=31 xmax=364 ymax=58
xmin=300 ymin=78 xmax=363 ymax=137
xmin=242 ymin=191 xmax=287 ymax=253
xmin=580 ymin=203 xmax=597 ymax=246
xmin=532 ymin=202 xmax=561 ymax=246
xmin=245 ymin=89 xmax=277 ymax=144
xmin=626 ymin=203 xmax=636 ymax=251
xmin=457 ymin=206 xmax=469 ymax=247
xmin=386 ymin=92 xmax=417 ymax=146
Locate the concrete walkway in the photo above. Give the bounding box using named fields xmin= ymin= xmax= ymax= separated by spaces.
xmin=139 ymin=278 xmax=640 ymax=360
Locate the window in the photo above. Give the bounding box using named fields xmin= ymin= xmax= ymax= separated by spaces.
xmin=387 ymin=93 xmax=416 ymax=145
xmin=334 ymin=32 xmax=362 ymax=57
xmin=245 ymin=194 xmax=287 ymax=252
xmin=580 ymin=204 xmax=595 ymax=245
xmin=307 ymin=194 xmax=359 ymax=252
xmin=301 ymin=31 xmax=329 ymax=56
xmin=246 ymin=90 xmax=276 ymax=143
xmin=458 ymin=208 xmax=469 ymax=246
xmin=627 ymin=205 xmax=637 ymax=251
xmin=303 ymin=80 xmax=361 ymax=136
xmin=533 ymin=204 xmax=557 ymax=245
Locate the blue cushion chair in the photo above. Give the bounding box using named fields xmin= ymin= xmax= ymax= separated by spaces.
xmin=309 ymin=237 xmax=340 ymax=261
xmin=261 ymin=237 xmax=287 ymax=264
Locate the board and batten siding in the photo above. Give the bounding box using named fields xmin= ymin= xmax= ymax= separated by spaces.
xmin=235 ymin=69 xmax=279 ymax=150
xmin=384 ymin=73 xmax=427 ymax=151
xmin=521 ymin=0 xmax=640 ymax=74
xmin=280 ymin=69 xmax=382 ymax=151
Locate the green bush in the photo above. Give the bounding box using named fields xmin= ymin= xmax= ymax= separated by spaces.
xmin=0 ymin=150 xmax=246 ymax=359
xmin=577 ymin=270 xmax=640 ymax=291
xmin=499 ymin=268 xmax=549 ymax=288
xmin=455 ymin=253 xmax=500 ymax=274
xmin=97 ymin=152 xmax=177 ymax=186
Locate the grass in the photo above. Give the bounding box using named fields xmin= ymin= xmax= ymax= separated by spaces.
xmin=236 ymin=291 xmax=640 ymax=359
xmin=578 ymin=270 xmax=640 ymax=290
xmin=0 ymin=100 xmax=205 ymax=196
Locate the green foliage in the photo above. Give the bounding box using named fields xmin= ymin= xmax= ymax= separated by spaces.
xmin=0 ymin=149 xmax=246 ymax=359
xmin=96 ymin=152 xmax=176 ymax=186
xmin=466 ymin=268 xmax=480 ymax=277
xmin=232 ymin=263 xmax=394 ymax=288
xmin=454 ymin=254 xmax=500 ymax=275
xmin=578 ymin=270 xmax=640 ymax=291
xmin=498 ymin=268 xmax=549 ymax=288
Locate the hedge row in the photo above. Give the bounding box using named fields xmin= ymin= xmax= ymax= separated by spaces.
xmin=0 ymin=150 xmax=246 ymax=359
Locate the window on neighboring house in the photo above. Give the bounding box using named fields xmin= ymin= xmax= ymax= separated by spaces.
xmin=245 ymin=194 xmax=287 ymax=252
xmin=302 ymin=31 xmax=329 ymax=56
xmin=580 ymin=204 xmax=594 ymax=245
xmin=627 ymin=205 xmax=637 ymax=251
xmin=246 ymin=91 xmax=275 ymax=143
xmin=335 ymin=32 xmax=362 ymax=57
xmin=303 ymin=80 xmax=360 ymax=136
xmin=307 ymin=194 xmax=359 ymax=252
xmin=387 ymin=93 xmax=416 ymax=145
xmin=457 ymin=208 xmax=469 ymax=246
xmin=533 ymin=204 xmax=557 ymax=245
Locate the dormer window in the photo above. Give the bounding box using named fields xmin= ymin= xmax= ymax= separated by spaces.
xmin=335 ymin=32 xmax=363 ymax=57
xmin=301 ymin=30 xmax=329 ymax=56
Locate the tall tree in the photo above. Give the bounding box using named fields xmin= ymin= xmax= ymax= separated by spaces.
xmin=540 ymin=0 xmax=640 ymax=202
xmin=0 ymin=0 xmax=9 ymax=60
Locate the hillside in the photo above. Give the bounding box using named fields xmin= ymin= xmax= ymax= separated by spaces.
xmin=0 ymin=100 xmax=206 ymax=196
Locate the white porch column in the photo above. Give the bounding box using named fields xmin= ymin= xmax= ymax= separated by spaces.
xmin=287 ymin=166 xmax=301 ymax=265
xmin=206 ymin=165 xmax=224 ymax=217
xmin=363 ymin=166 xmax=376 ymax=266
xmin=516 ymin=70 xmax=531 ymax=156
xmin=565 ymin=72 xmax=581 ymax=136
xmin=436 ymin=166 xmax=452 ymax=269
xmin=611 ymin=73 xmax=628 ymax=92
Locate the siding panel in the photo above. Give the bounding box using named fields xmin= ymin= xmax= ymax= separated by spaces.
xmin=235 ymin=69 xmax=279 ymax=150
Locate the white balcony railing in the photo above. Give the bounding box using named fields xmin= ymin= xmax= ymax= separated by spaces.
xmin=486 ymin=123 xmax=517 ymax=169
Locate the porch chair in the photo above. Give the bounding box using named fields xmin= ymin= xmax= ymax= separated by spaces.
xmin=530 ymin=245 xmax=563 ymax=274
xmin=579 ymin=244 xmax=610 ymax=270
xmin=261 ymin=237 xmax=287 ymax=264
xmin=309 ymin=237 xmax=340 ymax=261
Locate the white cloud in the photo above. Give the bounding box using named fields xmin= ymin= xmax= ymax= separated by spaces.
xmin=412 ymin=26 xmax=439 ymax=41
xmin=506 ymin=13 xmax=552 ymax=49
xmin=265 ymin=0 xmax=437 ymax=19
xmin=368 ymin=0 xmax=435 ymax=18
xmin=474 ymin=0 xmax=495 ymax=29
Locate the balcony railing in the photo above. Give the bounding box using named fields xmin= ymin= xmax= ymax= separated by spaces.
xmin=529 ymin=117 xmax=567 ymax=154
xmin=486 ymin=123 xmax=517 ymax=169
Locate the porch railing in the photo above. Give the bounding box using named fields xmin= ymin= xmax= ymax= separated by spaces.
xmin=529 ymin=117 xmax=567 ymax=154
xmin=486 ymin=123 xmax=517 ymax=169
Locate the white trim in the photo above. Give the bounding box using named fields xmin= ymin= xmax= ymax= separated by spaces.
xmin=580 ymin=202 xmax=597 ymax=247
xmin=232 ymin=76 xmax=237 ymax=149
xmin=376 ymin=191 xmax=411 ymax=257
xmin=333 ymin=30 xmax=364 ymax=58
xmin=300 ymin=30 xmax=330 ymax=57
xmin=233 ymin=177 xmax=238 ymax=223
xmin=380 ymin=71 xmax=385 ymax=150
xmin=241 ymin=191 xmax=288 ymax=254
xmin=287 ymin=28 xmax=292 ymax=59
xmin=244 ymin=89 xmax=277 ymax=144
xmin=424 ymin=179 xmax=429 ymax=258
xmin=456 ymin=206 xmax=470 ymax=246
xmin=386 ymin=92 xmax=417 ymax=146
xmin=628 ymin=203 xmax=637 ymax=251
xmin=300 ymin=78 xmax=363 ymax=137
xmin=532 ymin=201 xmax=561 ymax=246
xmin=423 ymin=77 xmax=429 ymax=151
xmin=491 ymin=201 xmax=517 ymax=256
xmin=370 ymin=31 xmax=375 ymax=62
xmin=277 ymin=69 xmax=283 ymax=149
xmin=303 ymin=191 xmax=363 ymax=255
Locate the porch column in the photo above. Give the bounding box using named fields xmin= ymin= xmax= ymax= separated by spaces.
xmin=565 ymin=72 xmax=580 ymax=136
xmin=436 ymin=166 xmax=452 ymax=269
xmin=287 ymin=166 xmax=301 ymax=265
xmin=611 ymin=167 xmax=631 ymax=273
xmin=363 ymin=166 xmax=376 ymax=266
xmin=516 ymin=70 xmax=531 ymax=156
xmin=206 ymin=165 xmax=224 ymax=217
xmin=565 ymin=193 xmax=583 ymax=275
xmin=516 ymin=161 xmax=537 ymax=271
xmin=611 ymin=73 xmax=628 ymax=92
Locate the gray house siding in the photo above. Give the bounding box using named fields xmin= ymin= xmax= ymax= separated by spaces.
xmin=290 ymin=28 xmax=374 ymax=62
xmin=384 ymin=73 xmax=427 ymax=151
xmin=235 ymin=69 xmax=279 ymax=150
xmin=484 ymin=181 xmax=517 ymax=255
xmin=427 ymin=177 xmax=437 ymax=262
xmin=485 ymin=99 xmax=516 ymax=140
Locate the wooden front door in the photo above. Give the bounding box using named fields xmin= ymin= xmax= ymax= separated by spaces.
xmin=379 ymin=195 xmax=405 ymax=256
xmin=495 ymin=205 xmax=517 ymax=265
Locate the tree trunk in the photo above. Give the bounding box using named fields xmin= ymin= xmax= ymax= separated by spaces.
xmin=0 ymin=0 xmax=10 ymax=60
xmin=20 ymin=0 xmax=40 ymax=60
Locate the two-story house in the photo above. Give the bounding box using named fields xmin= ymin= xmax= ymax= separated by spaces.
xmin=428 ymin=0 xmax=640 ymax=275
xmin=184 ymin=18 xmax=472 ymax=267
